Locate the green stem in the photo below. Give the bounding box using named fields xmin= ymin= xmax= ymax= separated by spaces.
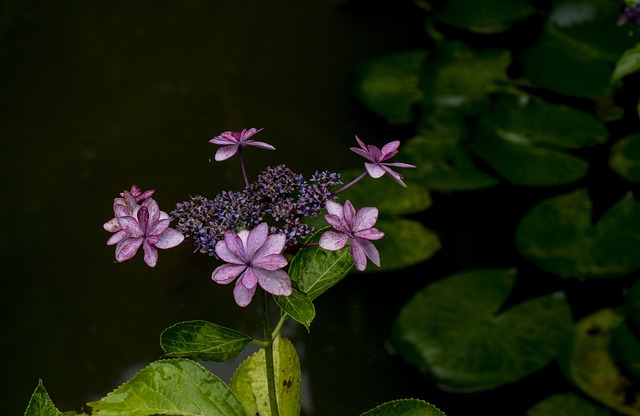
xmin=262 ymin=289 xmax=280 ymax=416
xmin=271 ymin=315 xmax=287 ymax=340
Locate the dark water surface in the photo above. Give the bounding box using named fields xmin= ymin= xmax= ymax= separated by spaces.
xmin=0 ymin=1 xmax=439 ymax=415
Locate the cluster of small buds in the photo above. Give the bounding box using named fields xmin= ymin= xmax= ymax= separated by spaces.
xmin=619 ymin=3 xmax=640 ymax=26
xmin=171 ymin=165 xmax=341 ymax=257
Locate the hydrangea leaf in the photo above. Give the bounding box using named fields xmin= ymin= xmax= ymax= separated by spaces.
xmin=371 ymin=219 xmax=440 ymax=273
xmin=338 ymin=168 xmax=432 ymax=215
xmin=273 ymin=285 xmax=316 ymax=331
xmin=515 ymin=189 xmax=640 ymax=278
xmin=393 ymin=268 xmax=572 ymax=391
xmin=422 ymin=42 xmax=511 ymax=108
xmin=610 ymin=133 xmax=640 ymax=184
xmin=160 ymin=320 xmax=252 ymax=362
xmin=434 ymin=0 xmax=537 ymax=34
xmin=558 ymin=309 xmax=640 ymax=415
xmin=612 ymin=320 xmax=640 ymax=380
xmin=359 ymin=399 xmax=447 ymax=416
xmin=352 ymin=50 xmax=428 ymax=123
xmin=88 ymin=358 xmax=247 ymax=416
xmin=612 ymin=42 xmax=640 ymax=84
xmin=527 ymin=392 xmax=611 ymax=416
xmin=24 ymin=380 xmax=64 ymax=416
xmin=399 ymin=108 xmax=499 ymax=191
xmin=470 ymin=94 xmax=606 ymax=186
xmin=521 ymin=0 xmax=635 ymax=98
xmin=289 ymin=227 xmax=353 ymax=300
xmin=625 ymin=278 xmax=640 ymax=328
xmin=230 ymin=336 xmax=300 ymax=416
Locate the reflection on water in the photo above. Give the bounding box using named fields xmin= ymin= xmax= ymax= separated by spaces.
xmin=0 ymin=1 xmax=428 ymax=415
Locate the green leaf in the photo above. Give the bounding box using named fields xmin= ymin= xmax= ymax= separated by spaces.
xmin=434 ymin=0 xmax=537 ymax=34
xmin=527 ymin=392 xmax=611 ymax=416
xmin=559 ymin=309 xmax=640 ymax=416
xmin=24 ymin=380 xmax=64 ymax=416
xmin=273 ymin=286 xmax=316 ymax=331
xmin=393 ymin=268 xmax=572 ymax=391
xmin=610 ymin=133 xmax=640 ymax=184
xmin=338 ymin=168 xmax=432 ymax=216
xmin=360 ymin=399 xmax=447 ymax=416
xmin=521 ymin=0 xmax=636 ymax=98
xmin=288 ymin=227 xmax=353 ymax=300
xmin=471 ymin=94 xmax=606 ymax=186
xmin=160 ymin=320 xmax=253 ymax=362
xmin=352 ymin=50 xmax=428 ymax=123
xmin=612 ymin=320 xmax=640 ymax=379
xmin=612 ymin=42 xmax=640 ymax=84
xmin=230 ymin=336 xmax=300 ymax=416
xmin=516 ymin=189 xmax=640 ymax=278
xmin=88 ymin=359 xmax=248 ymax=416
xmin=372 ymin=219 xmax=441 ymax=273
xmin=626 ymin=278 xmax=640 ymax=328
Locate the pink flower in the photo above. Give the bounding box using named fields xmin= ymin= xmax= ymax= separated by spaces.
xmin=350 ymin=135 xmax=416 ymax=187
xmin=209 ymin=128 xmax=275 ymax=161
xmin=319 ymin=200 xmax=384 ymax=272
xmin=103 ymin=185 xmax=155 ymax=233
xmin=211 ymin=222 xmax=292 ymax=307
xmin=106 ymin=198 xmax=184 ymax=267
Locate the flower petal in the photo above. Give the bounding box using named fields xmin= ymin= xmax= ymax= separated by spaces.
xmin=104 ymin=217 xmax=121 ymax=233
xmin=380 ymin=165 xmax=407 ymax=187
xmin=354 ymin=135 xmax=369 ymax=152
xmin=240 ymin=267 xmax=259 ymax=289
xmin=215 ymin=239 xmax=245 ymax=264
xmin=246 ymin=223 xmax=269 ymax=258
xmin=245 ymin=140 xmax=276 ymax=151
xmin=233 ymin=278 xmax=257 ymax=307
xmin=350 ymin=147 xmax=373 ymax=161
xmin=255 ymin=268 xmax=292 ymax=296
xmin=215 ymin=145 xmax=239 ymax=161
xmin=325 ymin=213 xmax=348 ymax=233
xmin=212 ymin=263 xmax=246 ymax=284
xmin=352 ymin=206 xmax=379 ymax=232
xmin=364 ymin=162 xmax=386 ymax=179
xmin=223 ymin=230 xmax=247 ymax=261
xmin=349 ymin=238 xmax=368 ymax=271
xmin=143 ymin=240 xmax=158 ymax=267
xmin=356 ymin=237 xmax=381 ymax=267
xmin=325 ymin=200 xmax=343 ymax=217
xmin=156 ymin=228 xmax=185 ymax=249
xmin=355 ymin=227 xmax=384 ymax=241
xmin=252 ymin=253 xmax=288 ymax=271
xmin=319 ymin=230 xmax=349 ymax=251
xmin=253 ymin=233 xmax=286 ymax=260
xmin=148 ymin=218 xmax=170 ymax=237
xmin=107 ymin=230 xmax=128 ymax=246
xmin=343 ymin=200 xmax=356 ymax=226
xmin=379 ymin=140 xmax=400 ymax=160
xmin=115 ymin=237 xmax=143 ymax=262
xmin=113 ymin=203 xmax=130 ymax=218
xmin=118 ymin=216 xmax=144 ymax=237
xmin=210 ymin=131 xmax=239 ymax=145
xmin=384 ymin=162 xmax=416 ymax=169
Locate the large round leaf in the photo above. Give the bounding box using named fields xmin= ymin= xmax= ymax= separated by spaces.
xmin=470 ymin=94 xmax=607 ymax=186
xmin=527 ymin=392 xmax=611 ymax=416
xmin=612 ymin=42 xmax=640 ymax=85
xmin=559 ymin=309 xmax=640 ymax=416
xmin=610 ymin=133 xmax=640 ymax=184
xmin=612 ymin=320 xmax=640 ymax=380
xmin=434 ymin=0 xmax=537 ymax=34
xmin=516 ymin=189 xmax=640 ymax=278
xmin=373 ymin=218 xmax=441 ymax=273
xmin=393 ymin=268 xmax=572 ymax=391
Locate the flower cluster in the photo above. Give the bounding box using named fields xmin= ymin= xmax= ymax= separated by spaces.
xmin=105 ymin=129 xmax=415 ymax=307
xmin=619 ymin=3 xmax=640 ymax=26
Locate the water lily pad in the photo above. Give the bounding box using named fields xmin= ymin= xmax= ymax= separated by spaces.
xmin=612 ymin=320 xmax=640 ymax=379
xmin=610 ymin=133 xmax=640 ymax=184
xmin=559 ymin=309 xmax=640 ymax=415
xmin=516 ymin=189 xmax=640 ymax=278
xmin=393 ymin=268 xmax=572 ymax=391
xmin=360 ymin=399 xmax=446 ymax=416
xmin=521 ymin=0 xmax=636 ymax=98
xmin=373 ymin=218 xmax=441 ymax=272
xmin=352 ymin=50 xmax=428 ymax=123
xmin=471 ymin=94 xmax=607 ymax=186
xmin=612 ymin=42 xmax=640 ymax=84
xmin=434 ymin=0 xmax=537 ymax=34
xmin=527 ymin=392 xmax=611 ymax=416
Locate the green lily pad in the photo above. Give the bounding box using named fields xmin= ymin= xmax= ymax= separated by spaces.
xmin=230 ymin=336 xmax=300 ymax=416
xmin=626 ymin=278 xmax=640 ymax=329
xmin=471 ymin=94 xmax=607 ymax=186
xmin=393 ymin=268 xmax=572 ymax=391
xmin=527 ymin=392 xmax=611 ymax=416
xmin=610 ymin=133 xmax=640 ymax=184
xmin=612 ymin=319 xmax=640 ymax=379
xmin=559 ymin=309 xmax=640 ymax=415
xmin=434 ymin=0 xmax=537 ymax=34
xmin=399 ymin=108 xmax=499 ymax=191
xmin=360 ymin=399 xmax=447 ymax=416
xmin=521 ymin=0 xmax=636 ymax=98
xmin=352 ymin=50 xmax=428 ymax=123
xmin=24 ymin=381 xmax=64 ymax=416
xmin=612 ymin=42 xmax=640 ymax=84
xmin=516 ymin=189 xmax=640 ymax=278
xmin=88 ymin=359 xmax=247 ymax=416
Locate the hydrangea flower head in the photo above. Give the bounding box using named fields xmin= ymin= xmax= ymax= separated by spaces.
xmin=211 ymin=222 xmax=292 ymax=307
xmin=209 ymin=128 xmax=275 ymax=161
xmin=319 ymin=200 xmax=384 ymax=271
xmin=350 ymin=135 xmax=416 ymax=187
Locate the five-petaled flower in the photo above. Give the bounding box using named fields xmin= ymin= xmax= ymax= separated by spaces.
xmin=106 ymin=197 xmax=184 ymax=267
xmin=351 ymin=135 xmax=416 ymax=187
xmin=319 ymin=200 xmax=384 ymax=272
xmin=209 ymin=128 xmax=275 ymax=161
xmin=211 ymin=222 xmax=292 ymax=307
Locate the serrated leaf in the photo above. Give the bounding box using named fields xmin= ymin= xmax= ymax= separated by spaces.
xmin=434 ymin=0 xmax=537 ymax=34
xmin=393 ymin=268 xmax=572 ymax=391
xmin=610 ymin=133 xmax=640 ymax=184
xmin=360 ymin=399 xmax=447 ymax=416
xmin=516 ymin=189 xmax=640 ymax=278
xmin=273 ymin=286 xmax=316 ymax=331
xmin=230 ymin=336 xmax=300 ymax=416
xmin=160 ymin=320 xmax=253 ymax=362
xmin=24 ymin=380 xmax=64 ymax=416
xmin=527 ymin=392 xmax=611 ymax=416
xmin=352 ymin=50 xmax=428 ymax=123
xmin=288 ymin=227 xmax=353 ymax=300
xmin=88 ymin=358 xmax=247 ymax=416
xmin=559 ymin=309 xmax=640 ymax=415
xmin=612 ymin=42 xmax=640 ymax=84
